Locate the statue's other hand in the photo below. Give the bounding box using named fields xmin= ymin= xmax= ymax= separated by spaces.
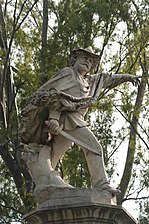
xmin=45 ymin=119 xmax=62 ymax=135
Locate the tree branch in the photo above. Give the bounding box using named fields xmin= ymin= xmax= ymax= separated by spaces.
xmin=114 ymin=104 xmax=149 ymax=150
xmin=123 ymin=196 xmax=149 ymax=202
xmin=40 ymin=0 xmax=48 ymax=85
xmin=15 ymin=0 xmax=39 ymax=32
xmin=108 ymin=134 xmax=129 ymax=160
xmin=0 ymin=145 xmax=32 ymax=209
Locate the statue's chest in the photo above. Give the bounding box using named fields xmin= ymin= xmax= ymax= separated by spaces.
xmin=75 ymin=75 xmax=90 ymax=97
xmin=57 ymin=71 xmax=90 ymax=97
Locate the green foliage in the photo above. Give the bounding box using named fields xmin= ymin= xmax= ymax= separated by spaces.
xmin=0 ymin=161 xmax=24 ymax=223
xmin=59 ymin=145 xmax=90 ymax=187
xmin=90 ymin=92 xmax=116 ymax=175
xmin=138 ymin=200 xmax=149 ymax=224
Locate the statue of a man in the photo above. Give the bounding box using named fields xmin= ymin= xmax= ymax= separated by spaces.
xmin=20 ymin=47 xmax=140 ymax=200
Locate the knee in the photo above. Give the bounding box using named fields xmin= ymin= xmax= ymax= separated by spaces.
xmin=83 ymin=149 xmax=102 ymax=157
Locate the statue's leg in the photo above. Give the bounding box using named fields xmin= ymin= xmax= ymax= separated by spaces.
xmin=37 ymin=134 xmax=73 ymax=188
xmin=24 ymin=141 xmax=74 ymax=203
xmin=66 ymin=127 xmax=120 ymax=195
xmin=83 ymin=149 xmax=108 ymax=186
xmin=24 ymin=143 xmax=52 ymax=186
xmin=51 ymin=134 xmax=72 ymax=169
xmin=65 ymin=127 xmax=108 ymax=186
xmin=25 ymin=142 xmax=73 ymax=189
xmin=38 ymin=144 xmax=54 ymax=172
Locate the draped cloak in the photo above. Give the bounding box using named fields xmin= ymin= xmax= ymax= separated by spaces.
xmin=20 ymin=67 xmax=131 ymax=144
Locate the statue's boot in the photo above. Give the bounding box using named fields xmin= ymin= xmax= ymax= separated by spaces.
xmin=47 ymin=170 xmax=74 ymax=188
xmin=33 ymin=170 xmax=73 ymax=203
xmin=94 ymin=180 xmax=121 ymax=196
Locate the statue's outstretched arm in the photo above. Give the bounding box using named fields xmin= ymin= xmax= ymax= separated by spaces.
xmin=103 ymin=73 xmax=141 ymax=89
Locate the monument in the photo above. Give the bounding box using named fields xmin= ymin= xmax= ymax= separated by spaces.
xmin=20 ymin=47 xmax=139 ymax=223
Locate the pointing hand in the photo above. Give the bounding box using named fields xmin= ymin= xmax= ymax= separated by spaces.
xmin=129 ymin=75 xmax=141 ymax=87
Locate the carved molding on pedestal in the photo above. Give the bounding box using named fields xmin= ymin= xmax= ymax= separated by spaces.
xmin=24 ymin=188 xmax=136 ymax=224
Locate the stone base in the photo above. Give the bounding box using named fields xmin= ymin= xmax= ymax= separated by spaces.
xmin=24 ymin=188 xmax=136 ymax=224
xmin=34 ymin=187 xmax=117 ymax=206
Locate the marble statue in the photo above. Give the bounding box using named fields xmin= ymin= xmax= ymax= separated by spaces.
xmin=20 ymin=47 xmax=140 ymax=203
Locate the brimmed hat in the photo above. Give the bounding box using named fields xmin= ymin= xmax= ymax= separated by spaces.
xmin=72 ymin=46 xmax=100 ymax=60
xmin=69 ymin=46 xmax=100 ymax=73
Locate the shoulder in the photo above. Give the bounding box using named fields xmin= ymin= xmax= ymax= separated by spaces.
xmin=53 ymin=67 xmax=74 ymax=78
xmin=39 ymin=67 xmax=74 ymax=91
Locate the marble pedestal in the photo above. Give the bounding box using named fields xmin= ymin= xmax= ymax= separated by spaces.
xmin=24 ymin=188 xmax=137 ymax=224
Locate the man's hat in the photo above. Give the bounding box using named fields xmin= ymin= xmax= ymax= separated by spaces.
xmin=69 ymin=46 xmax=100 ymax=73
xmin=71 ymin=46 xmax=100 ymax=61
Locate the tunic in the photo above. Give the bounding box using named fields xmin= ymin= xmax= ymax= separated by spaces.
xmin=20 ymin=66 xmax=132 ymax=144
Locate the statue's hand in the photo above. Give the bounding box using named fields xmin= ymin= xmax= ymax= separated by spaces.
xmin=45 ymin=119 xmax=62 ymax=135
xmin=129 ymin=75 xmax=141 ymax=87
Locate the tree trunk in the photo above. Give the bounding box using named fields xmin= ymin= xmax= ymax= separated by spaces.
xmin=117 ymin=56 xmax=148 ymax=204
xmin=40 ymin=0 xmax=48 ymax=85
xmin=0 ymin=2 xmax=34 ymax=210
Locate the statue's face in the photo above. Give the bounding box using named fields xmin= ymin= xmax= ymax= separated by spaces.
xmin=73 ymin=53 xmax=93 ymax=75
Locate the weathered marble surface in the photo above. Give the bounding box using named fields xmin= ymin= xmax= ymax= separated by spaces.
xmin=24 ymin=188 xmax=137 ymax=224
xmin=34 ymin=187 xmax=116 ymax=205
xmin=20 ymin=47 xmax=140 ymax=204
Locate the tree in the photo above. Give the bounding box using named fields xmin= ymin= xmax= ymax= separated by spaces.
xmin=0 ymin=0 xmax=148 ymax=222
xmin=138 ymin=199 xmax=149 ymax=224
xmin=115 ymin=0 xmax=149 ymax=205
xmin=0 ymin=0 xmax=39 ymax=222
